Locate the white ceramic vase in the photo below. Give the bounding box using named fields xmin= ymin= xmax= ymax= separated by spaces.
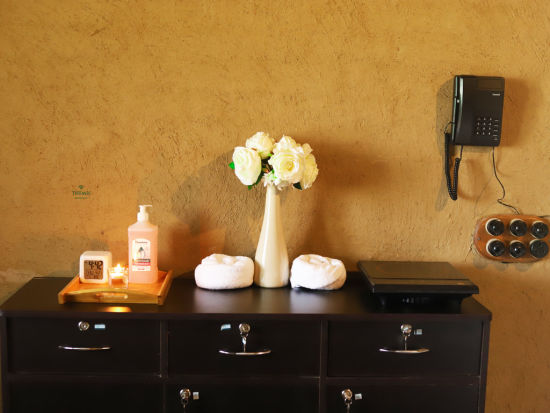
xmin=254 ymin=183 xmax=289 ymax=287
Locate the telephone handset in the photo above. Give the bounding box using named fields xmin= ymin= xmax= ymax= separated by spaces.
xmin=446 ymin=75 xmax=505 ymax=200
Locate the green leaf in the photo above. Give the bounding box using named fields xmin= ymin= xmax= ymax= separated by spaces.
xmin=255 ymin=173 xmax=263 ymax=185
xmin=228 ymin=162 xmax=235 ymax=170
xmin=293 ymin=182 xmax=303 ymax=190
xmin=247 ymin=172 xmax=264 ymax=190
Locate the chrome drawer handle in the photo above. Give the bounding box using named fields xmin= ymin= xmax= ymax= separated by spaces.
xmin=218 ymin=348 xmax=272 ymax=356
xmin=58 ymin=345 xmax=111 ymax=351
xmin=218 ymin=322 xmax=272 ymax=357
xmin=379 ymin=347 xmax=429 ymax=354
xmin=379 ymin=324 xmax=429 ymax=354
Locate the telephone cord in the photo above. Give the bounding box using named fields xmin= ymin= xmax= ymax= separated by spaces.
xmin=444 ymin=125 xmax=462 ymax=201
xmin=491 ymin=147 xmax=521 ymax=214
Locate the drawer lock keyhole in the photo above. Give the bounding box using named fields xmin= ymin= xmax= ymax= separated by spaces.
xmin=401 ymin=324 xmax=412 ymax=350
xmin=342 ymin=389 xmax=353 ymax=412
xmin=179 ymin=388 xmax=190 ymax=412
xmin=239 ymin=323 xmax=250 ymax=352
xmin=218 ymin=322 xmax=272 ymax=357
xmin=378 ymin=324 xmax=430 ymax=354
xmin=78 ymin=321 xmax=90 ymax=332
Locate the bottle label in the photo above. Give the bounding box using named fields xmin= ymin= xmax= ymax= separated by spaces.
xmin=132 ymin=238 xmax=151 ymax=271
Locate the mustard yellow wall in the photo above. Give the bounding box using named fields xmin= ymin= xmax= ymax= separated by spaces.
xmin=1 ymin=0 xmax=550 ymax=411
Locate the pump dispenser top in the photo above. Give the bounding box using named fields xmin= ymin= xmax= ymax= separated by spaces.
xmin=137 ymin=205 xmax=152 ymax=222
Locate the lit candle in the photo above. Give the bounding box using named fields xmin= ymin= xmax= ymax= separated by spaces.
xmin=109 ymin=264 xmax=129 ymax=288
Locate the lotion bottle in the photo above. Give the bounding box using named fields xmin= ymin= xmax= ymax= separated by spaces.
xmin=128 ymin=205 xmax=158 ymax=284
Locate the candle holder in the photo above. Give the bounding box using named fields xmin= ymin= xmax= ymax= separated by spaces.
xmin=108 ymin=265 xmax=129 ymax=288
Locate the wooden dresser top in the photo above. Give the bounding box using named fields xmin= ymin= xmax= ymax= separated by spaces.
xmin=0 ymin=272 xmax=491 ymax=320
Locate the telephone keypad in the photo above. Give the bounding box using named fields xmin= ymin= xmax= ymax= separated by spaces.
xmin=474 ymin=116 xmax=500 ymax=138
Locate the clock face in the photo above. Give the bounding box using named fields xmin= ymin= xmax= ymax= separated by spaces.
xmin=83 ymin=260 xmax=104 ymax=279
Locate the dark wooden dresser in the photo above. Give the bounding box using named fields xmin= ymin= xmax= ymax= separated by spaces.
xmin=0 ymin=272 xmax=491 ymax=413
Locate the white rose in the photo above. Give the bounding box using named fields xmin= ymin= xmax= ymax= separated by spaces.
xmin=300 ymin=153 xmax=319 ymax=189
xmin=268 ymin=146 xmax=305 ymax=184
xmin=273 ymin=135 xmax=298 ymax=153
xmin=263 ymin=170 xmax=286 ymax=188
xmin=232 ymin=147 xmax=262 ymax=186
xmin=245 ymin=132 xmax=274 ymax=159
xmin=301 ymin=143 xmax=313 ymax=156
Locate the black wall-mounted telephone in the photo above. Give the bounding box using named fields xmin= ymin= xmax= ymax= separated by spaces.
xmin=446 ymin=75 xmax=505 ymax=200
xmin=451 ymin=75 xmax=505 ymax=146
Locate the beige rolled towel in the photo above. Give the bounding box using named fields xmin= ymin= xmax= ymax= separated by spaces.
xmin=194 ymin=254 xmax=254 ymax=290
xmin=290 ymin=254 xmax=346 ymax=290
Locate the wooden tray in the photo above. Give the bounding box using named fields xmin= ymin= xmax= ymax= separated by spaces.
xmin=58 ymin=270 xmax=174 ymax=305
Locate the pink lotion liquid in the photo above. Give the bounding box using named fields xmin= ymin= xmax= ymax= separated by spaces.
xmin=128 ymin=205 xmax=158 ymax=284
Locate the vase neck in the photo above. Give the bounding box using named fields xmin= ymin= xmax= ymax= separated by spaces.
xmin=263 ymin=183 xmax=281 ymax=222
xmin=265 ymin=183 xmax=278 ymax=196
xmin=265 ymin=184 xmax=281 ymax=209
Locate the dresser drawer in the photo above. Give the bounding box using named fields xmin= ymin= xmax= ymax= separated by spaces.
xmin=326 ymin=380 xmax=479 ymax=413
xmin=8 ymin=317 xmax=160 ymax=374
xmin=166 ymin=380 xmax=318 ymax=413
xmin=8 ymin=381 xmax=162 ymax=413
xmin=328 ymin=320 xmax=482 ymax=376
xmin=168 ymin=320 xmax=320 ymax=375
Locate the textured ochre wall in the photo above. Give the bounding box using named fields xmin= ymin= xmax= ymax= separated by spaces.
xmin=1 ymin=0 xmax=550 ymax=411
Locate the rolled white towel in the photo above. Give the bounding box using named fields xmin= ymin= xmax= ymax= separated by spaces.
xmin=195 ymin=254 xmax=254 ymax=290
xmin=290 ymin=254 xmax=346 ymax=290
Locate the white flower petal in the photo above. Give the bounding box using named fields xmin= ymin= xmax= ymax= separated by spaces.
xmin=232 ymin=147 xmax=262 ymax=186
xmin=245 ymin=132 xmax=274 ymax=159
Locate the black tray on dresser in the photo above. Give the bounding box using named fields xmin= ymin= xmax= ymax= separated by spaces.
xmin=359 ymin=260 xmax=480 ymax=308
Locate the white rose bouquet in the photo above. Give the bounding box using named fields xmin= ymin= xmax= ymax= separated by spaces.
xmin=230 ymin=132 xmax=319 ymax=190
